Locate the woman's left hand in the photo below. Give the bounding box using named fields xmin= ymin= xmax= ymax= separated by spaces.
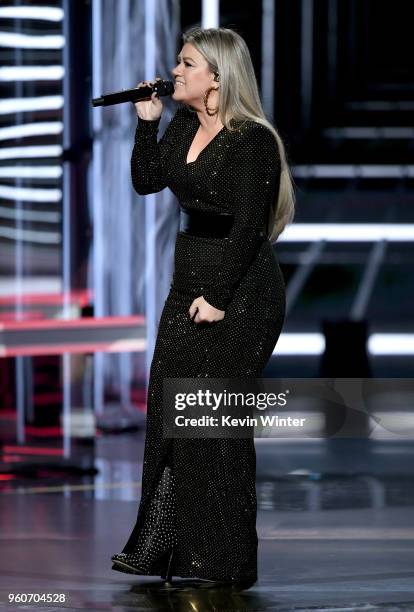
xmin=189 ymin=296 xmax=225 ymax=323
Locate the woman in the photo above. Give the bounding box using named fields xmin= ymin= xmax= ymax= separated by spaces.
xmin=111 ymin=26 xmax=295 ymax=588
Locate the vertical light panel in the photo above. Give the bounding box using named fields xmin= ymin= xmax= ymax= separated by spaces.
xmin=118 ymin=0 xmax=132 ymax=411
xmin=261 ymin=0 xmax=275 ymax=122
xmin=327 ymin=0 xmax=338 ymax=103
xmin=91 ymin=0 xmax=105 ymax=416
xmin=62 ymin=0 xmax=70 ymax=320
xmin=62 ymin=0 xmax=71 ymax=458
xmin=202 ymin=0 xmax=219 ymax=28
xmin=13 ymin=6 xmax=24 ymax=445
xmin=301 ymin=0 xmax=313 ymax=130
xmin=144 ymin=0 xmax=158 ymax=383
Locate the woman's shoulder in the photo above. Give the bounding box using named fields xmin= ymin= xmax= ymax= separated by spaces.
xmin=229 ymin=118 xmax=278 ymax=153
xmin=231 ymin=118 xmax=274 ymax=138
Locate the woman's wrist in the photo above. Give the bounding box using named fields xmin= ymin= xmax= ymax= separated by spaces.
xmin=137 ymin=114 xmax=162 ymax=123
xmin=135 ymin=115 xmax=161 ymax=140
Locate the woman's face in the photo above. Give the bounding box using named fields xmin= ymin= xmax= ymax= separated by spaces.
xmin=171 ymin=43 xmax=217 ymax=108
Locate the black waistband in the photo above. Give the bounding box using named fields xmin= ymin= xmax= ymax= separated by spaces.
xmin=179 ymin=207 xmax=234 ymax=238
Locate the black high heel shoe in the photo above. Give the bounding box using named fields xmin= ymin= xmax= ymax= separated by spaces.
xmin=111 ymin=553 xmax=136 ymax=575
xmin=112 ymin=547 xmax=174 ymax=582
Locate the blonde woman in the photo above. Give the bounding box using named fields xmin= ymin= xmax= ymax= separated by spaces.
xmin=111 ymin=26 xmax=295 ymax=589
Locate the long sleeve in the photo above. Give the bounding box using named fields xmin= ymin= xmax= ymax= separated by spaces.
xmin=202 ymin=123 xmax=281 ymax=311
xmin=131 ymin=106 xmax=183 ymax=195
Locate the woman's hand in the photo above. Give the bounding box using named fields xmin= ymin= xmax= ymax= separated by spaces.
xmin=134 ymin=77 xmax=163 ymax=121
xmin=189 ymin=296 xmax=225 ymax=324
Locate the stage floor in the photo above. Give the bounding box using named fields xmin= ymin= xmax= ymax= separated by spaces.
xmin=1 ymin=433 xmax=414 ymax=611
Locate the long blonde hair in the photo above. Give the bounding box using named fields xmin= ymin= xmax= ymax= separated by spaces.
xmin=181 ymin=26 xmax=295 ymax=243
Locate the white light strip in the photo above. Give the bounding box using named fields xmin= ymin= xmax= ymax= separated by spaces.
xmin=274 ymin=333 xmax=325 ymax=355
xmin=0 ymin=6 xmax=63 ymax=21
xmin=0 ymin=122 xmax=63 ymax=141
xmin=2 ymin=332 xmax=403 ymax=355
xmin=0 ymin=66 xmax=64 ymax=81
xmin=96 ymin=331 xmax=414 ymax=359
xmin=202 ymin=0 xmax=219 ymax=27
xmin=0 ymin=32 xmax=64 ymax=49
xmin=279 ymin=224 xmax=414 ymax=242
xmin=0 ymin=166 xmax=62 ymax=179
xmin=0 ymin=227 xmax=60 ymax=243
xmin=273 ymin=333 xmax=414 ymax=356
xmin=292 ymin=165 xmax=414 ymax=179
xmin=0 ymin=185 xmax=61 ymax=202
xmin=368 ymin=334 xmax=414 ymax=356
xmin=0 ymin=96 xmax=63 ymax=115
xmin=0 ymin=334 xmax=410 ymax=357
xmin=0 ymin=145 xmax=62 ymax=160
xmin=0 ymin=205 xmax=60 ymax=223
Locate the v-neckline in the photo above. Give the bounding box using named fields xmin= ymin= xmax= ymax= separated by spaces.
xmin=185 ymin=120 xmax=226 ymax=166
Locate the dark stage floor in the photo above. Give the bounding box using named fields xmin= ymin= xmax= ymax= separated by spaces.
xmin=1 ymin=434 xmax=414 ymax=611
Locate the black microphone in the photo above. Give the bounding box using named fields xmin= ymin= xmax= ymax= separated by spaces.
xmin=91 ymin=79 xmax=175 ymax=107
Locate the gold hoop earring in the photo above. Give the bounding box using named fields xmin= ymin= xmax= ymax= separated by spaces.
xmin=203 ymin=86 xmax=219 ymax=116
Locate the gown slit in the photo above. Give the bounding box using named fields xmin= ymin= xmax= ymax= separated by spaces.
xmin=120 ymin=439 xmax=177 ymax=576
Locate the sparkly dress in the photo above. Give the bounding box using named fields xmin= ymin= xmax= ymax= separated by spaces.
xmin=115 ymin=104 xmax=286 ymax=583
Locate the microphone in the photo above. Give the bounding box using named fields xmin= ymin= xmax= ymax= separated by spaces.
xmin=91 ymin=79 xmax=175 ymax=107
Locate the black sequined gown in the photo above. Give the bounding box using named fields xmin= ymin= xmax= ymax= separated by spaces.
xmin=115 ymin=104 xmax=285 ymax=583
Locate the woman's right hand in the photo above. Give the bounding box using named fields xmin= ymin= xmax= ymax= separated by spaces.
xmin=134 ymin=78 xmax=163 ymax=121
